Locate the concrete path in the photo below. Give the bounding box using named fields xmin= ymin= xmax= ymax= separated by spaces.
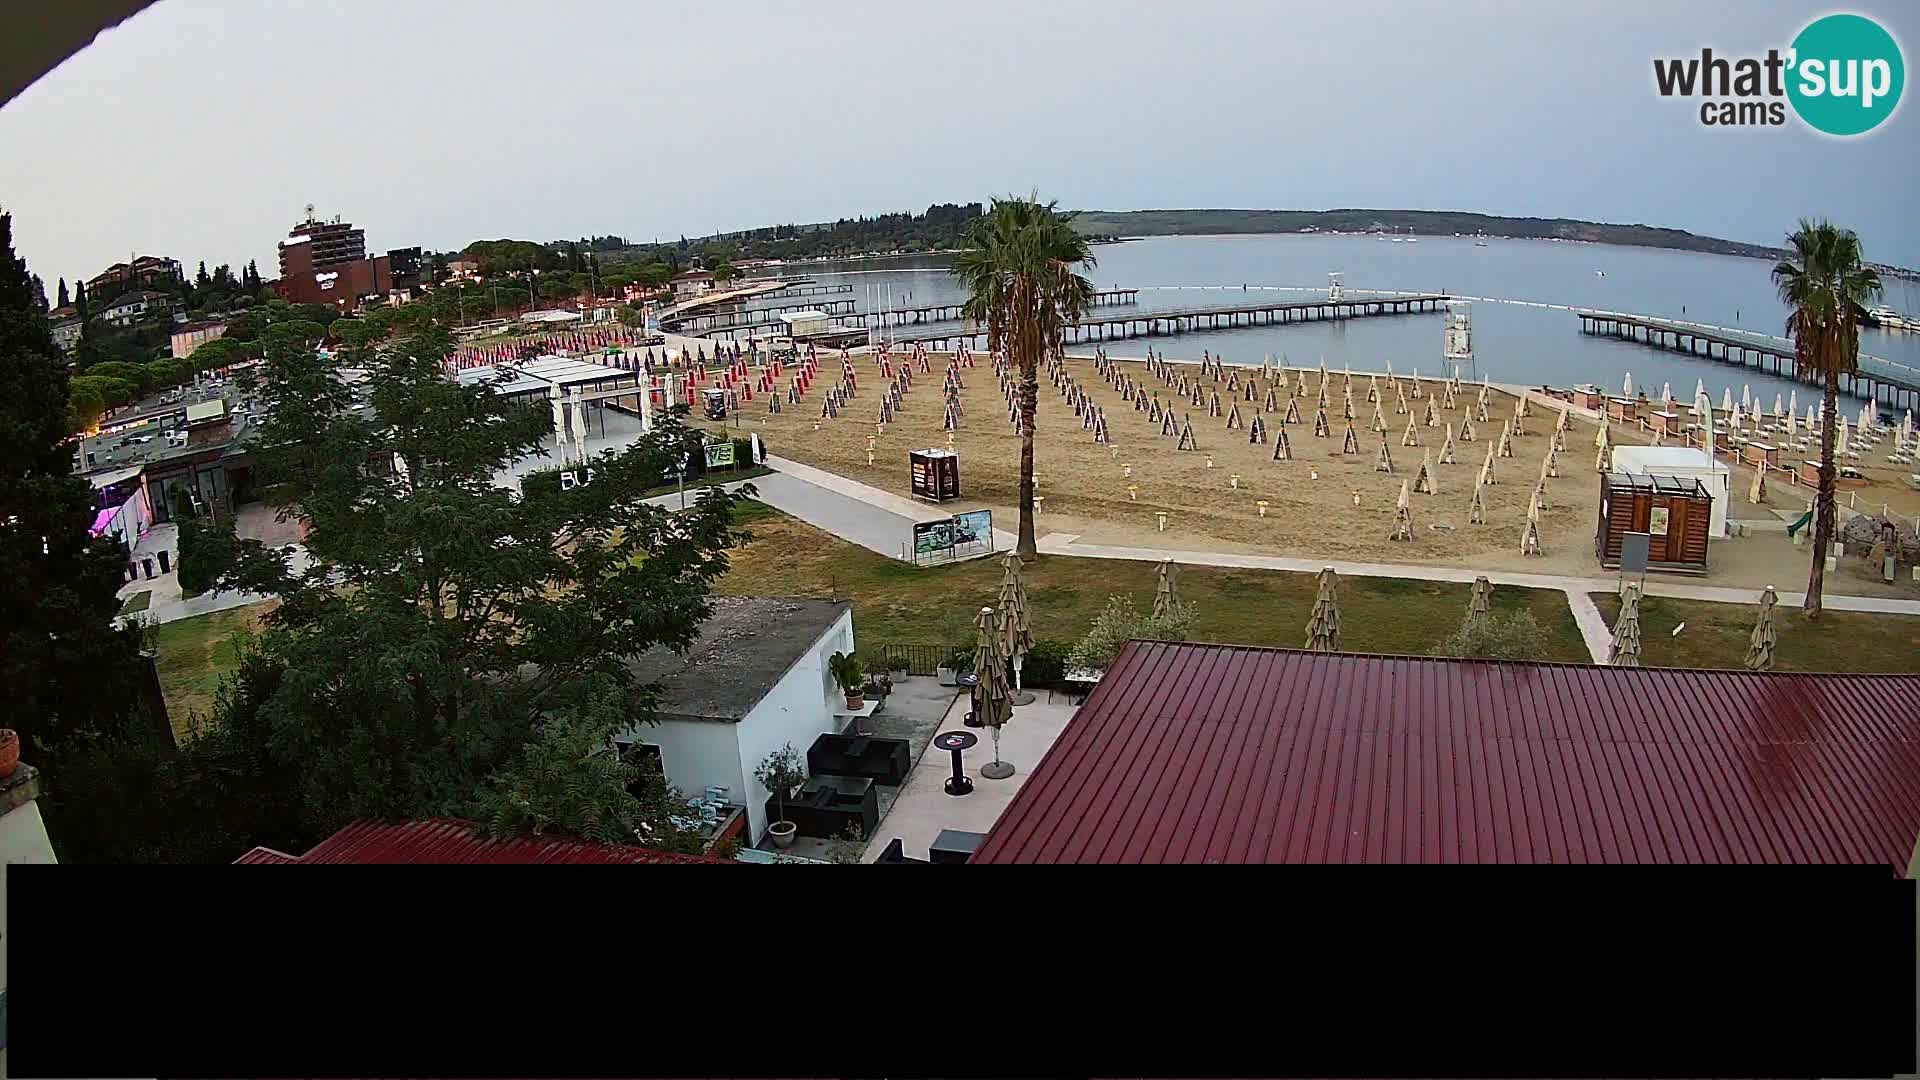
xmin=763 ymin=454 xmax=1020 ymax=556
xmin=748 ymin=468 xmax=920 ymax=560
xmin=1565 ymin=591 xmax=1615 ymax=664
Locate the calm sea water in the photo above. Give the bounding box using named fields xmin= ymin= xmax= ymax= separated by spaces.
xmin=763 ymin=234 xmax=1920 ymax=408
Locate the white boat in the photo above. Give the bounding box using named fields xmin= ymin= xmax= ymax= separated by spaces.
xmin=1595 ymin=270 xmax=1606 ymax=277
xmin=1867 ymin=306 xmax=1911 ymax=331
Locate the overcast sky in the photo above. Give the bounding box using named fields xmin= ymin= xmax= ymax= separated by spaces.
xmin=2 ymin=0 xmax=1915 ymax=286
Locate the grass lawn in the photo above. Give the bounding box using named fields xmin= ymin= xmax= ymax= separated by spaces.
xmin=150 ymin=601 xmax=277 ymax=735
xmin=1591 ymin=591 xmax=1920 ymax=673
xmin=721 ymin=502 xmax=1589 ymax=662
xmin=120 ymin=590 xmax=151 ymax=615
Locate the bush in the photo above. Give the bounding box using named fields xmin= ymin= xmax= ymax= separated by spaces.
xmin=732 ymin=437 xmax=756 ymax=467
xmin=1430 ymin=610 xmax=1547 ymax=662
xmin=1022 ymin=638 xmax=1071 ymax=687
xmin=175 ymin=513 xmax=236 ymax=598
xmin=1066 ymin=594 xmax=1195 ymax=673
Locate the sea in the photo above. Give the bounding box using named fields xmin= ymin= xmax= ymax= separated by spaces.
xmin=751 ymin=233 xmax=1920 ymax=410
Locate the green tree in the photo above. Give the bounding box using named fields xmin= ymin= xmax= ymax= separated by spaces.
xmin=710 ymin=260 xmax=738 ymax=283
xmin=56 ymin=277 xmax=69 ymax=308
xmin=474 ymin=682 xmax=707 ymax=851
xmin=1429 ymin=610 xmax=1547 ymax=661
xmin=1065 ymin=594 xmax=1194 ymax=672
xmin=1772 ymin=219 xmax=1882 ymax=618
xmin=952 ymin=194 xmax=1096 ymax=559
xmin=213 ymin=321 xmax=752 ymax=836
xmin=0 ymin=211 xmax=150 ymax=769
xmin=145 ymin=357 xmax=189 ymax=390
xmin=86 ymin=360 xmax=154 ymax=396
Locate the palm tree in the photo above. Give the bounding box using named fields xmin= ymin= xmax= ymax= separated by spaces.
xmin=951 ymin=194 xmax=1096 ymax=560
xmin=1772 ymin=219 xmax=1881 ymax=618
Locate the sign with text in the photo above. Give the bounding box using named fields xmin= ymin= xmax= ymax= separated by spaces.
xmin=559 ymin=468 xmax=596 ymax=491
xmin=703 ymin=441 xmax=736 ymax=470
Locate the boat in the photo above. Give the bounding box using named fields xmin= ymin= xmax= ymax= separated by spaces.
xmin=1595 ymin=269 xmax=1606 ymax=277
xmin=1866 ymin=306 xmax=1912 ymax=331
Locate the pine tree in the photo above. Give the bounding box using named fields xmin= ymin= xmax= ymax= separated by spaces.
xmin=0 ymin=212 xmax=149 ymax=756
xmin=57 ymin=276 xmax=69 ymax=308
xmin=74 ymin=278 xmax=88 ymax=317
xmin=28 ymin=273 xmax=47 ymax=312
xmin=195 ymin=260 xmax=210 ymax=289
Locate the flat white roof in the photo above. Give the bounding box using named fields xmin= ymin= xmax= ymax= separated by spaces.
xmin=462 ymin=356 xmax=632 ymax=397
xmin=779 ymin=310 xmax=829 ymax=324
xmin=521 ymin=309 xmax=581 ymax=324
xmin=1612 ymin=445 xmax=1729 ymax=472
xmin=185 ymin=399 xmax=228 ymax=425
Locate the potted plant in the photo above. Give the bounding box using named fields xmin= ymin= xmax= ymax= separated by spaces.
xmin=755 ymin=744 xmax=807 ymax=849
xmin=828 ymin=651 xmax=866 ymax=710
xmin=0 ymin=728 xmax=16 ymax=780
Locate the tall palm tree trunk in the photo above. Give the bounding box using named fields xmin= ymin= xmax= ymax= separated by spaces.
xmin=1805 ymin=365 xmax=1840 ymax=618
xmin=1016 ymin=351 xmax=1038 ymax=560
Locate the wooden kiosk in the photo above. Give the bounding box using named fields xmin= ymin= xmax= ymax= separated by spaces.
xmin=909 ymin=449 xmax=961 ymax=503
xmin=1596 ymin=472 xmax=1713 ymax=573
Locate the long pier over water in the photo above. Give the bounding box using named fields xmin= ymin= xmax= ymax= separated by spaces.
xmin=1577 ymin=310 xmax=1920 ymax=410
xmin=889 ymin=292 xmax=1451 ymax=349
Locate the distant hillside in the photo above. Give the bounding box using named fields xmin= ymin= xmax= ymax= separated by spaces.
xmin=1069 ymin=209 xmax=1789 ymax=260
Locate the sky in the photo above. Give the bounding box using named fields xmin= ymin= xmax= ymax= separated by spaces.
xmin=2 ymin=0 xmax=1916 ymax=288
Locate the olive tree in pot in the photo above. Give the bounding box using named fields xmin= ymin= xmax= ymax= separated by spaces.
xmin=755 ymin=743 xmax=807 ymax=849
xmin=828 ymin=650 xmax=866 ymax=710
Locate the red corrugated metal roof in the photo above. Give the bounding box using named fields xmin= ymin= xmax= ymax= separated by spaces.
xmin=973 ymin=642 xmax=1920 ymax=866
xmin=234 ymin=818 xmax=737 ymax=864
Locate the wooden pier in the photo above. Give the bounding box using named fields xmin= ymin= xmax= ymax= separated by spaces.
xmin=886 ymin=292 xmax=1450 ymax=350
xmin=764 ymin=282 xmax=854 ymax=299
xmin=860 ymin=288 xmax=1138 ymax=328
xmin=1576 ymin=310 xmax=1920 ymax=410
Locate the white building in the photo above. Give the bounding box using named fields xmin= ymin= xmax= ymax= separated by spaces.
xmin=671 ymin=270 xmax=714 ymax=300
xmin=1611 ymin=444 xmax=1731 ymax=539
xmin=100 ymin=289 xmax=172 ymax=328
xmin=615 ymin=597 xmax=855 ymax=845
xmin=779 ymin=309 xmax=831 ymax=337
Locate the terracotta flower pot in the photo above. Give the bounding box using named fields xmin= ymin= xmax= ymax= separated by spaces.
xmin=0 ymin=729 xmax=18 ymax=780
xmin=844 ymin=691 xmax=865 ymax=710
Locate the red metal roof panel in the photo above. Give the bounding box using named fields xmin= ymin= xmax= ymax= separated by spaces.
xmin=972 ymin=642 xmax=1920 ymax=867
xmin=235 ymin=818 xmax=736 ymax=864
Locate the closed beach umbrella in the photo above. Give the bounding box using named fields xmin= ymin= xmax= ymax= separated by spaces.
xmin=1304 ymin=567 xmax=1342 ymax=652
xmin=1609 ymin=583 xmax=1643 ymax=667
xmin=1788 ymin=389 xmax=1798 ymax=419
xmin=1722 ymin=386 xmax=1734 ymax=413
xmin=1623 ymin=372 xmax=1632 ymax=397
xmin=973 ymin=606 xmax=1016 ymax=779
xmin=1152 ymin=557 xmax=1181 ymax=620
xmin=1744 ymin=586 xmax=1779 ymax=672
xmin=1466 ymin=575 xmax=1494 ymax=628
xmin=1694 ymin=378 xmax=1706 ymax=403
xmin=996 ymin=554 xmax=1037 ymax=704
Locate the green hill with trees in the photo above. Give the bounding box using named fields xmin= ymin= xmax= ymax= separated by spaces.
xmin=1067 ymin=208 xmax=1788 ymax=259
